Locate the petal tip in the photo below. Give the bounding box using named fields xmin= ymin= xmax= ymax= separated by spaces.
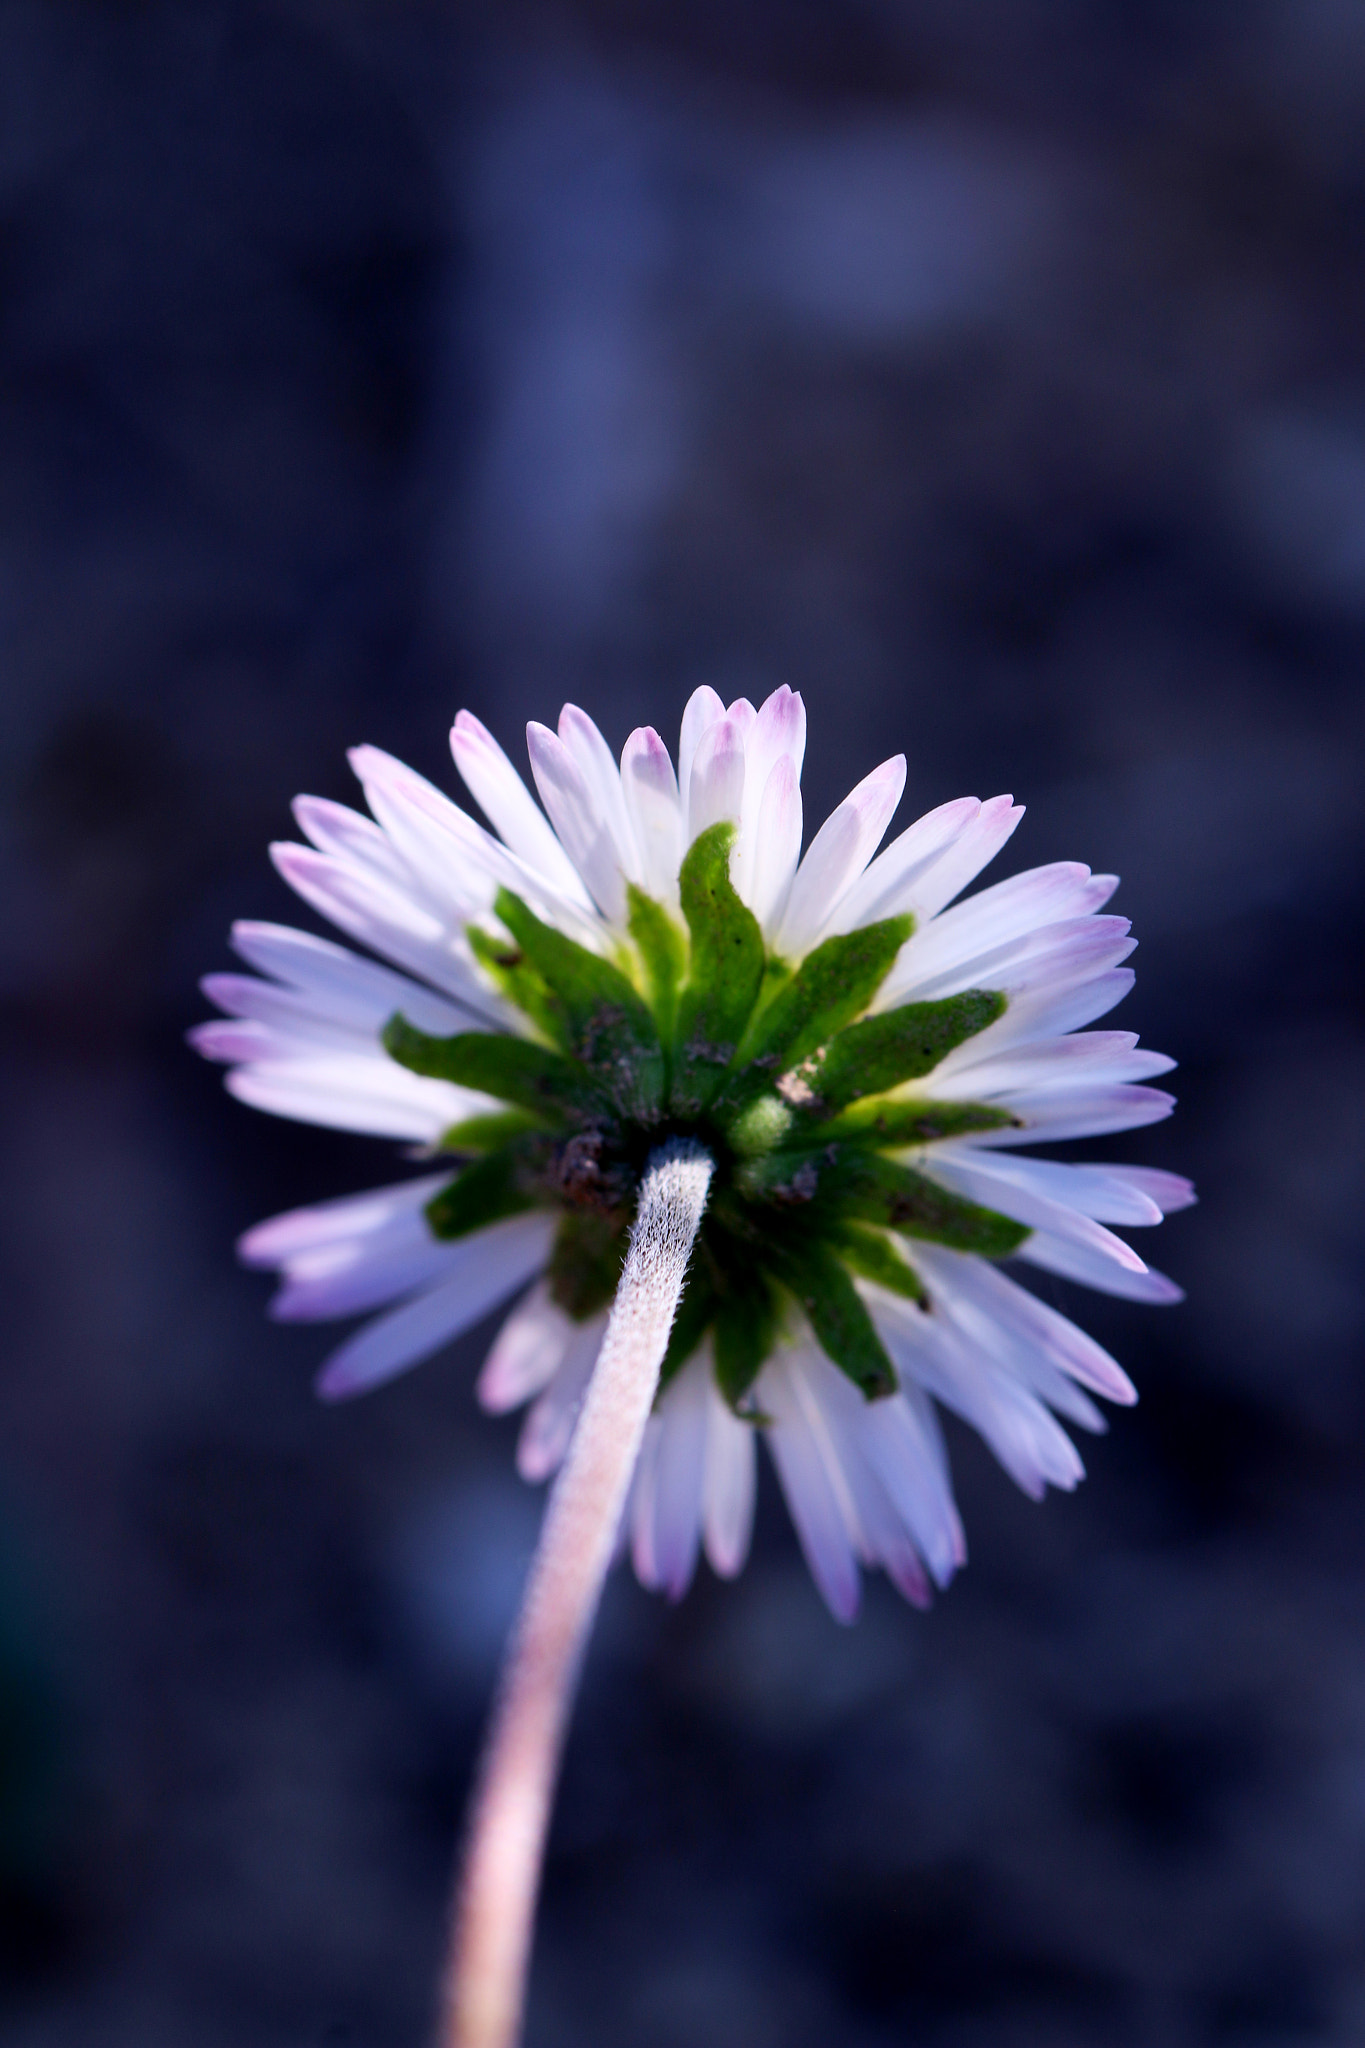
xmin=314 ymin=1361 xmax=358 ymax=1402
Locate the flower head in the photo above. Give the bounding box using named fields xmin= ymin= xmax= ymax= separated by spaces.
xmin=194 ymin=689 xmax=1191 ymax=1621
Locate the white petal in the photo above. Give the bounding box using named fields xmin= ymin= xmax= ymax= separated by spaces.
xmin=228 ymin=922 xmax=484 ymax=1034
xmin=935 ymin=1148 xmax=1161 ymax=1224
xmin=922 ymin=1153 xmax=1150 ymax=1273
xmin=271 ymin=1237 xmax=459 ymax=1322
xmin=269 ymin=836 xmax=438 ymax=947
xmin=677 ymin=685 xmax=726 ymax=799
xmin=314 ymin=1211 xmax=556 ymax=1400
xmin=525 ymin=722 xmax=629 ymax=924
xmin=1017 ymin=1230 xmax=1185 ymax=1303
xmin=239 ymin=1172 xmax=454 ymax=1267
xmin=858 ymin=1387 xmax=964 ymax=1588
xmin=838 ymin=1466 xmax=932 ymax=1605
xmin=732 ymin=686 xmax=806 ymax=901
xmin=686 ymin=711 xmax=748 ymax=842
xmin=348 ymin=744 xmax=601 ymax=955
xmin=971 ymin=1084 xmax=1176 ymax=1147
xmin=953 ymin=967 xmax=1137 ymax=1056
xmin=751 ymin=684 xmax=806 ymax=781
xmin=849 ymin=1469 xmax=933 ymax=1607
xmin=248 ymin=1171 xmax=456 ymax=1327
xmin=759 ymin=1350 xmax=861 ymax=1622
xmin=620 ymin=726 xmax=684 ymax=901
xmin=313 ymin=774 xmax=487 ymax=936
xmin=193 ymin=1015 xmax=364 ymax=1065
xmin=627 ymin=1414 xmax=665 ymax=1582
xmin=292 ymin=795 xmax=413 ymax=892
xmin=932 ymin=1151 xmax=1189 ymax=1227
xmin=349 ymin=746 xmax=498 ymax=894
xmin=930 ymin=1031 xmax=1175 ymax=1098
xmin=190 ymin=1018 xmax=277 ymax=1063
xmin=225 ymin=1055 xmax=481 ymax=1142
xmin=269 ymin=842 xmax=506 ymax=1019
xmin=476 ymin=1280 xmax=577 ymax=1413
xmin=633 ymin=1356 xmax=709 ymax=1598
xmin=350 ymin=744 xmax=602 ymax=951
xmin=202 ymin=963 xmax=466 ymax=1049
xmin=910 ymin=1257 xmax=1107 ymax=1434
xmin=1099 ymin=1166 xmax=1197 ymax=1216
xmin=746 ymin=755 xmax=803 ymax=935
xmin=831 ymin=796 xmax=981 ymax=933
xmin=774 ymin=756 xmax=907 ymax=959
xmin=869 ymin=1286 xmax=1083 ymax=1498
xmin=913 ymin=1242 xmax=1137 ymax=1406
xmin=906 ymin=795 xmax=1024 ymax=922
xmin=450 ymin=711 xmax=594 ymax=906
xmin=558 ymin=705 xmax=642 ymax=886
xmin=804 ymin=1361 xmax=934 ymax=1606
xmin=701 ymin=1370 xmax=757 ymax=1578
xmin=516 ymin=1313 xmax=609 ymax=1481
xmin=878 ymin=915 xmax=1135 ymax=1009
xmin=896 ymin=864 xmax=1119 ymax=987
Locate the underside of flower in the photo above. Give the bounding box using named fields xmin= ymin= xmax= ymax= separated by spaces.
xmin=385 ymin=824 xmax=1028 ymax=1417
xmin=195 ymin=686 xmax=1193 ymax=1621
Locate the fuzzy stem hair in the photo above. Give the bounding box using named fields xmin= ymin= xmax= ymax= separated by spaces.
xmin=442 ymin=1138 xmax=714 ymax=2048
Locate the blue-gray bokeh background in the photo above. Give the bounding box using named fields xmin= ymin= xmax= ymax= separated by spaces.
xmin=2 ymin=7 xmax=1363 ymax=2044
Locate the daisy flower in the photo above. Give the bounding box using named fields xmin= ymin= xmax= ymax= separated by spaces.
xmin=194 ymin=687 xmax=1191 ymax=1622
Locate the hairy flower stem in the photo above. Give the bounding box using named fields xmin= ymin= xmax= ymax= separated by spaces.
xmin=441 ymin=1138 xmax=714 ymax=2048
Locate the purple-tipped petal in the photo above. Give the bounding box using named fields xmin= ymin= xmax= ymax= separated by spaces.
xmin=747 ymin=755 xmax=803 ymax=933
xmin=634 ymin=1357 xmax=709 ymax=1599
xmin=908 ymin=794 xmax=1024 ymax=922
xmin=451 ymin=710 xmax=593 ymax=906
xmin=477 ymin=1281 xmax=575 ymax=1413
xmin=833 ymin=795 xmax=981 ymax=932
xmin=620 ymin=725 xmax=684 ymax=900
xmin=516 ymin=1314 xmax=608 ymax=1480
xmin=687 ymin=712 xmax=748 ymax=842
xmin=701 ymin=1373 xmax=757 ymax=1578
xmin=775 ymin=754 xmax=907 ymax=958
xmin=526 ymin=721 xmax=629 ymax=924
xmin=760 ymin=1350 xmax=862 ymax=1623
xmin=1018 ymin=1230 xmax=1185 ymax=1303
xmin=314 ymin=1212 xmax=555 ymax=1401
xmin=678 ymin=685 xmax=726 ymax=799
xmin=558 ymin=704 xmax=642 ymax=887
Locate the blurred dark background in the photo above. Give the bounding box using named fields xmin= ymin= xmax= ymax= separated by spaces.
xmin=1 ymin=4 xmax=1363 ymax=2043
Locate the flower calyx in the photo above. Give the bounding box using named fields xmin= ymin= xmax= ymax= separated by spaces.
xmin=384 ymin=822 xmax=1025 ymax=1410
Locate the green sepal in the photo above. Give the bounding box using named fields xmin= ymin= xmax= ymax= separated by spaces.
xmin=383 ymin=1016 xmax=603 ymax=1123
xmin=722 ymin=915 xmax=913 ymax=1111
xmin=816 ymin=1150 xmax=1030 ymax=1257
xmin=438 ymin=1108 xmax=550 ymax=1153
xmin=627 ymin=886 xmax=686 ymax=1061
xmin=672 ymin=823 xmax=766 ymax=1113
xmin=712 ymin=1270 xmax=780 ymax=1409
xmin=425 ymin=1141 xmax=548 ymax=1242
xmin=548 ymin=1208 xmax=630 ymax=1321
xmin=768 ymin=1239 xmax=898 ymax=1399
xmin=832 ymin=1223 xmax=929 ymax=1306
xmin=819 ymin=1097 xmax=1017 ymax=1145
xmin=466 ymin=926 xmax=561 ymax=1045
xmin=732 ymin=1148 xmax=826 ymax=1205
xmin=494 ymin=889 xmax=664 ymax=1120
xmin=794 ymin=989 xmax=1006 ymax=1116
xmin=752 ymin=956 xmax=793 ymax=1012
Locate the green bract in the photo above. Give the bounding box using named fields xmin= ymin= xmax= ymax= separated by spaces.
xmin=384 ymin=824 xmax=1027 ymax=1411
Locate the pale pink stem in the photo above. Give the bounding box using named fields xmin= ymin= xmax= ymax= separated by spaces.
xmin=440 ymin=1139 xmax=714 ymax=2048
